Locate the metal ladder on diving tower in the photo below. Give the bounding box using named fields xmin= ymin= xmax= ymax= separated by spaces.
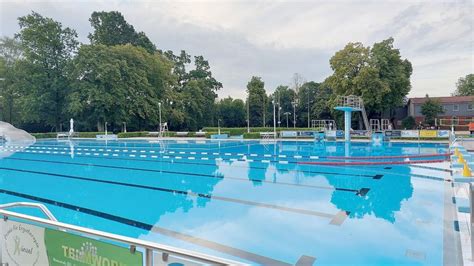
xmin=360 ymin=101 xmax=370 ymax=133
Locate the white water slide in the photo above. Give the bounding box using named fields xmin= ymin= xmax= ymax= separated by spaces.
xmin=0 ymin=121 xmax=36 ymax=157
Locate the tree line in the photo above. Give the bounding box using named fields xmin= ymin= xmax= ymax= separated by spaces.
xmin=5 ymin=10 xmax=466 ymax=133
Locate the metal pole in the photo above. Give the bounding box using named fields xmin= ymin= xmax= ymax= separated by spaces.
xmin=278 ymin=91 xmax=281 ymax=127
xmin=247 ymin=95 xmax=250 ymax=133
xmin=470 ymin=182 xmax=474 ymax=260
xmin=263 ymin=96 xmax=265 ymax=127
xmin=145 ymin=248 xmax=154 ymax=266
xmin=307 ymin=89 xmax=310 ymax=128
xmin=105 ymin=122 xmax=108 ymax=135
xmin=218 ymin=119 xmax=221 ymax=135
xmin=158 ymin=102 xmax=162 ymax=137
xmin=293 ymin=102 xmax=296 ymax=128
xmin=273 ymin=101 xmax=276 ymax=139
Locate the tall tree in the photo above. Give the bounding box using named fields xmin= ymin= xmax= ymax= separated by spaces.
xmin=246 ymin=76 xmax=267 ymax=127
xmin=0 ymin=37 xmax=23 ymax=64
xmin=184 ymin=55 xmax=222 ymax=129
xmin=162 ymin=52 xmax=222 ymax=130
xmin=326 ymin=38 xmax=412 ymax=117
xmin=421 ymin=95 xmax=444 ymax=126
xmin=296 ymin=81 xmax=332 ymax=127
xmin=311 ymin=83 xmax=333 ymax=120
xmin=326 ymin=42 xmax=371 ymax=96
xmin=69 ymin=44 xmax=173 ymax=131
xmin=291 ymin=73 xmax=305 ymax=97
xmin=453 ymin=74 xmax=474 ymax=96
xmin=164 ymin=50 xmax=191 ymax=89
xmin=16 ymin=11 xmax=78 ymax=131
xmin=274 ymin=85 xmax=296 ymax=127
xmin=88 ymin=11 xmax=156 ymax=53
xmin=370 ymin=37 xmax=412 ymax=112
xmin=216 ymin=97 xmax=246 ymax=127
xmin=0 ymin=37 xmax=23 ymax=124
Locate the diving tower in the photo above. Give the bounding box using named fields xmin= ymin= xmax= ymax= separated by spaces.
xmin=334 ymin=95 xmax=370 ymax=141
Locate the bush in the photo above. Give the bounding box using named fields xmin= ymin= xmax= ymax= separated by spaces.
xmin=401 ymin=116 xmax=416 ymax=129
xmin=166 ymin=131 xmax=177 ymax=137
xmin=202 ymin=127 xmax=312 ymax=135
xmin=77 ymin=132 xmax=105 ymax=138
xmin=31 ymin=132 xmax=57 ymax=139
xmin=117 ymin=131 xmax=149 ymax=138
xmin=243 ymin=132 xmax=261 ymax=139
xmin=202 ymin=127 xmax=245 ymax=136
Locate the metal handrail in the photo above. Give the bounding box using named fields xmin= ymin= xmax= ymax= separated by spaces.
xmin=470 ymin=182 xmax=473 ymax=261
xmin=336 ymin=95 xmax=363 ymax=109
xmin=0 ymin=209 xmax=241 ymax=265
xmin=0 ymin=202 xmax=58 ymax=221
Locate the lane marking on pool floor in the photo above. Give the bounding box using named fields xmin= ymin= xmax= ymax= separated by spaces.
xmin=11 ymin=149 xmax=379 ymax=179
xmin=30 ymin=145 xmax=447 ymax=169
xmin=3 ymin=157 xmax=370 ymax=196
xmin=28 ymin=146 xmax=428 ymax=170
xmin=295 ymin=255 xmax=317 ymax=266
xmin=22 ymin=144 xmax=326 ymax=161
xmin=0 ymin=166 xmax=352 ymax=224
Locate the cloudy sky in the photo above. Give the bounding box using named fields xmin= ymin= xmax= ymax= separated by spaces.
xmin=1 ymin=0 xmax=473 ymax=99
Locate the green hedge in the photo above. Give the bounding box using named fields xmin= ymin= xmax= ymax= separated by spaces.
xmin=77 ymin=132 xmax=105 ymax=138
xmin=31 ymin=132 xmax=57 ymax=139
xmin=202 ymin=127 xmax=313 ymax=135
xmin=204 ymin=131 xmax=231 ymax=138
xmin=117 ymin=131 xmax=149 ymax=138
xmin=243 ymin=132 xmax=261 ymax=139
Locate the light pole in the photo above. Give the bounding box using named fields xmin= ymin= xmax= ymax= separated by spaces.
xmin=284 ymin=112 xmax=291 ymax=128
xmin=273 ymin=100 xmax=276 ymax=139
xmin=218 ymin=119 xmax=221 ymax=135
xmin=278 ymin=106 xmax=282 ymax=128
xmin=104 ymin=122 xmax=108 ymax=135
xmin=0 ymin=78 xmax=4 ymax=124
xmin=276 ymin=90 xmax=281 ymax=127
xmin=123 ymin=122 xmax=127 ymax=133
xmin=158 ymin=102 xmax=162 ymax=137
xmin=292 ymin=101 xmax=297 ymax=128
xmin=247 ymin=95 xmax=250 ymax=133
xmin=262 ymin=95 xmax=266 ymax=127
xmin=307 ymin=89 xmax=311 ymax=128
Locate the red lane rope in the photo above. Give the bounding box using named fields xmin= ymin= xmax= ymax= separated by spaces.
xmin=326 ymin=153 xmax=452 ymax=160
xmin=298 ymin=159 xmax=447 ymax=166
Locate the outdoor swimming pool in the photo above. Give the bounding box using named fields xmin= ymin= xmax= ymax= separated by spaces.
xmin=0 ymin=139 xmax=459 ymax=265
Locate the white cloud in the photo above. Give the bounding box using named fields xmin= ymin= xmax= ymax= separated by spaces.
xmin=0 ymin=0 xmax=472 ymax=99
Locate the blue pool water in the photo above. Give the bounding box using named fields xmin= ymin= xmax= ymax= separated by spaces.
xmin=0 ymin=139 xmax=455 ymax=265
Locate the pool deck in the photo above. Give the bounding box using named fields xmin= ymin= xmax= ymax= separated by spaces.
xmin=124 ymin=136 xmax=449 ymax=144
xmin=450 ymin=146 xmax=474 ymax=265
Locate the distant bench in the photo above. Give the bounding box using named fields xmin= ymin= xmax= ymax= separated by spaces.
xmin=56 ymin=132 xmax=69 ymax=140
xmin=195 ymin=131 xmax=206 ymax=137
xmin=260 ymin=132 xmax=276 ymax=138
xmin=96 ymin=134 xmax=118 ymax=140
xmin=176 ymin=132 xmax=189 ymax=137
